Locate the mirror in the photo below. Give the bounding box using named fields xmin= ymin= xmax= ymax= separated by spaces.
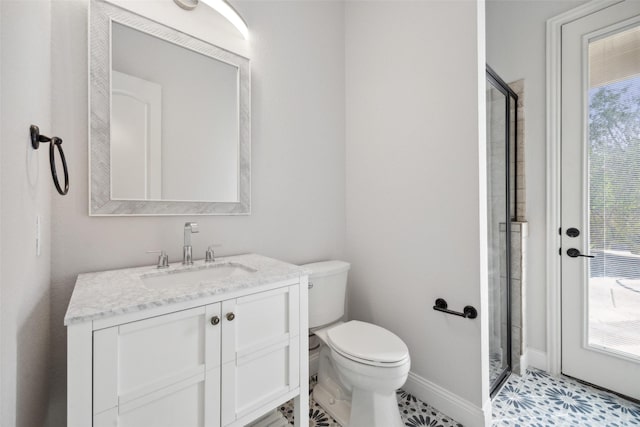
xmin=90 ymin=0 xmax=250 ymax=215
xmin=111 ymin=23 xmax=240 ymax=202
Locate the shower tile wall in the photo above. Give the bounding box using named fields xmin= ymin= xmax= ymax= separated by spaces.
xmin=510 ymin=80 xmax=526 ymax=222
xmin=503 ymin=221 xmax=528 ymax=375
xmin=509 ymin=80 xmax=527 ymax=375
xmin=496 ymin=223 xmax=529 ymax=376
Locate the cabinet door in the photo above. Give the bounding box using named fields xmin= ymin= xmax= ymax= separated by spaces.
xmin=93 ymin=304 xmax=222 ymax=427
xmin=221 ymin=285 xmax=300 ymax=425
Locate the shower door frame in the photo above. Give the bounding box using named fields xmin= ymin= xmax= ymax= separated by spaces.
xmin=486 ymin=65 xmax=517 ymax=397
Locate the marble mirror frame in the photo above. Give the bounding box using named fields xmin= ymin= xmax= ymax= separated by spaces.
xmin=89 ymin=0 xmax=251 ymax=216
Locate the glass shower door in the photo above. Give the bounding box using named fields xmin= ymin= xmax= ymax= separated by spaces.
xmin=486 ymin=66 xmax=516 ymax=396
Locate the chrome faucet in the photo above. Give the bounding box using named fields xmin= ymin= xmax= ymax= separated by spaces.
xmin=183 ymin=222 xmax=199 ymax=265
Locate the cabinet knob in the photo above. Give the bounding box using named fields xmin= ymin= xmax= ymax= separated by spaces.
xmin=210 ymin=316 xmax=220 ymax=326
xmin=226 ymin=312 xmax=235 ymax=321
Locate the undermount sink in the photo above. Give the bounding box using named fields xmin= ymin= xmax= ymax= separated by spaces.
xmin=141 ymin=263 xmax=257 ymax=289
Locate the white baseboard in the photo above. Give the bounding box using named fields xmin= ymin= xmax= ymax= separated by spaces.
xmin=482 ymin=397 xmax=492 ymax=426
xmin=516 ymin=351 xmax=529 ymax=376
xmin=402 ymin=371 xmax=489 ymax=427
xmin=525 ymin=348 xmax=548 ymax=371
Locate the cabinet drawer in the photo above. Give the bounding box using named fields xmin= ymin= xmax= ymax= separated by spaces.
xmin=238 ymin=339 xmax=299 ymax=417
xmin=117 ymin=307 xmax=206 ymax=395
xmin=121 ymin=376 xmax=203 ymax=427
xmin=94 ymin=370 xmax=219 ymax=427
xmin=222 ymin=338 xmax=300 ymax=424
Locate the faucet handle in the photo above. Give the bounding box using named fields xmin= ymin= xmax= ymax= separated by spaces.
xmin=205 ymin=245 xmax=221 ymax=263
xmin=147 ymin=250 xmax=169 ymax=269
xmin=185 ymin=222 xmax=199 ymax=233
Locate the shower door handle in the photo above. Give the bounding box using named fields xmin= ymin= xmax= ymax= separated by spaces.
xmin=566 ymin=248 xmax=594 ymax=258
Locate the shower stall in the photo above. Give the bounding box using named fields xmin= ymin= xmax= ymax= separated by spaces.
xmin=486 ymin=66 xmax=517 ymax=396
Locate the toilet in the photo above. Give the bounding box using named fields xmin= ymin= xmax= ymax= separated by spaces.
xmin=304 ymin=261 xmax=410 ymax=427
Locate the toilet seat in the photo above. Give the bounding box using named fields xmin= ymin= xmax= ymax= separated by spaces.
xmin=327 ymin=321 xmax=409 ymax=367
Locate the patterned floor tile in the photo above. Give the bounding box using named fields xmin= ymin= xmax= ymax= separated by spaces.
xmin=492 ymin=368 xmax=640 ymax=426
xmin=490 ymin=352 xmax=507 ymax=385
xmin=280 ymin=369 xmax=640 ymax=426
xmin=397 ymin=391 xmax=462 ymax=427
xmin=278 ymin=375 xmax=461 ymax=427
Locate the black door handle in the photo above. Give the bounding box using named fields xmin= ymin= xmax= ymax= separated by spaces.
xmin=566 ymin=227 xmax=580 ymax=237
xmin=567 ymin=248 xmax=594 ymax=258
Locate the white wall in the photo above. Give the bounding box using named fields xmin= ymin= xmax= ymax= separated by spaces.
xmin=486 ymin=0 xmax=586 ymax=358
xmin=0 ymin=4 xmax=3 ymax=421
xmin=47 ymin=0 xmax=346 ymax=425
xmin=345 ymin=1 xmax=489 ymax=424
xmin=1 ymin=1 xmax=52 ymax=426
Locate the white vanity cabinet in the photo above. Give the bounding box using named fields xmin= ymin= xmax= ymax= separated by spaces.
xmin=66 ymin=257 xmax=309 ymax=427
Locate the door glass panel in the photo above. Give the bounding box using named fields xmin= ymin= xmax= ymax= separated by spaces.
xmin=486 ymin=78 xmax=510 ymax=386
xmin=588 ymin=25 xmax=640 ymax=359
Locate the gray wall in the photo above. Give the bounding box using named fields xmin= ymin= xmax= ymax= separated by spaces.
xmin=486 ymin=0 xmax=586 ymax=357
xmin=1 ymin=1 xmax=52 ymax=426
xmin=345 ymin=0 xmax=488 ymax=414
xmin=47 ymin=1 xmax=346 ymax=424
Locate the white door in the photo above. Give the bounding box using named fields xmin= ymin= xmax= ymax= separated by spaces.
xmin=562 ymin=0 xmax=640 ymax=399
xmin=111 ymin=70 xmax=162 ymax=200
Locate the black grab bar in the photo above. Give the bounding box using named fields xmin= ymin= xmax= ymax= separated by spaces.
xmin=433 ymin=298 xmax=477 ymax=319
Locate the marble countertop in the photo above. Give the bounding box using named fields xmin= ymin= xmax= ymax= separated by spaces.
xmin=64 ymin=253 xmax=309 ymax=325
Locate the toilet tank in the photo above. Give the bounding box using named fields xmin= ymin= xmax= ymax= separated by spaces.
xmin=302 ymin=260 xmax=351 ymax=329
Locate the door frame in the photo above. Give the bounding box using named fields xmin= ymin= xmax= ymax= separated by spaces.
xmin=545 ymin=0 xmax=625 ymax=376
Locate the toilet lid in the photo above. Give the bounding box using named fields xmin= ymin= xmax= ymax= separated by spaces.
xmin=327 ymin=321 xmax=409 ymax=365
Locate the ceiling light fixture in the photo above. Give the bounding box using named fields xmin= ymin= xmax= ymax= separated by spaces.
xmin=174 ymin=0 xmax=249 ymax=40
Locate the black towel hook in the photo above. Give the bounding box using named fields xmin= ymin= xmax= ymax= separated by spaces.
xmin=30 ymin=125 xmax=69 ymax=195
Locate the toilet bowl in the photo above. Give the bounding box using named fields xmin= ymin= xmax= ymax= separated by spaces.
xmin=303 ymin=260 xmax=411 ymax=427
xmin=327 ymin=320 xmax=410 ymax=427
